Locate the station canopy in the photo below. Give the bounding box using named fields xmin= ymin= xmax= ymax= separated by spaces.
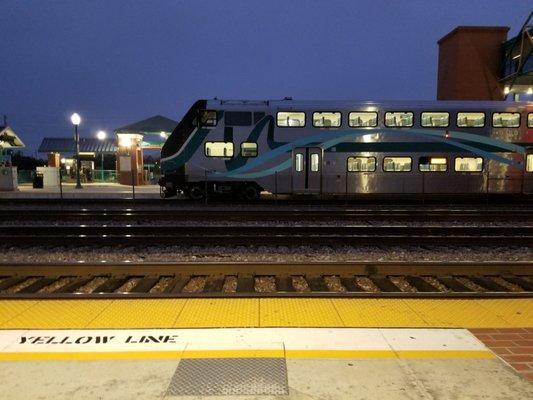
xmin=38 ymin=138 xmax=117 ymax=154
xmin=114 ymin=115 xmax=178 ymax=149
xmin=0 ymin=126 xmax=25 ymax=149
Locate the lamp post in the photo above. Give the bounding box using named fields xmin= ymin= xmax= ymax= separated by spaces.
xmin=96 ymin=130 xmax=106 ymax=181
xmin=70 ymin=113 xmax=82 ymax=189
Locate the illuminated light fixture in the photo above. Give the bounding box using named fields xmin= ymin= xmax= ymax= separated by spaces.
xmin=96 ymin=130 xmax=107 ymax=140
xmin=160 ymin=131 xmax=168 ymax=138
xmin=503 ymin=86 xmax=510 ymax=95
xmin=60 ymin=158 xmax=66 ymax=164
xmin=119 ymin=135 xmax=132 ymax=147
xmin=527 ymin=87 xmax=533 ymax=95
xmin=70 ymin=113 xmax=81 ymax=126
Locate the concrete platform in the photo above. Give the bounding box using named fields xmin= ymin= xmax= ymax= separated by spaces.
xmin=0 ymin=328 xmax=531 ymax=399
xmin=0 ymin=183 xmax=161 ymax=199
xmin=0 ymin=298 xmax=532 ymax=398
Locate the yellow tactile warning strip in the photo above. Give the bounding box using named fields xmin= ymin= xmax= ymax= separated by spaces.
xmin=0 ymin=298 xmax=532 ymax=329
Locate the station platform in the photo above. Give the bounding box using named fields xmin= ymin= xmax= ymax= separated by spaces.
xmin=0 ymin=298 xmax=532 ymax=398
xmin=0 ymin=183 xmax=161 ymax=199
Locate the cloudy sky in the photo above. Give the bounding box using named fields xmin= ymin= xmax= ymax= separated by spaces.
xmin=1 ymin=0 xmax=530 ymax=153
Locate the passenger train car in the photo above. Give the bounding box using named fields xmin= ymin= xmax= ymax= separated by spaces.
xmin=159 ymin=99 xmax=533 ymax=200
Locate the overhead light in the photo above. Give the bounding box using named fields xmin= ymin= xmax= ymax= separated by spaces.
xmin=70 ymin=113 xmax=81 ymax=126
xmin=96 ymin=130 xmax=107 ymax=140
xmin=60 ymin=158 xmax=66 ymax=164
xmin=160 ymin=131 xmax=168 ymax=138
xmin=503 ymin=86 xmax=510 ymax=95
xmin=527 ymin=87 xmax=533 ymax=95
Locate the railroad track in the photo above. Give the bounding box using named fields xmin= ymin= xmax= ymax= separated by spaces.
xmin=0 ymin=261 xmax=531 ymax=298
xmin=2 ymin=225 xmax=532 ymax=246
xmin=1 ymin=207 xmax=533 ymax=222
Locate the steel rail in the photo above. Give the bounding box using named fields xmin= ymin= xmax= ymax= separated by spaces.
xmin=2 ymin=225 xmax=532 ymax=246
xmin=0 ymin=261 xmax=531 ymax=299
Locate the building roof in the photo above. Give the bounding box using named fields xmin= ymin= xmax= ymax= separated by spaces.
xmin=38 ymin=138 xmax=117 ymax=154
xmin=0 ymin=126 xmax=25 ymax=148
xmin=114 ymin=115 xmax=178 ymax=134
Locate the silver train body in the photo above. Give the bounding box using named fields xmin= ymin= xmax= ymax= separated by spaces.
xmin=159 ymin=99 xmax=533 ymax=199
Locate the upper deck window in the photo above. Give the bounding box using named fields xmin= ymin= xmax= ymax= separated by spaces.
xmin=312 ymin=112 xmax=341 ymax=128
xmin=385 ymin=112 xmax=414 ymax=127
xmin=349 ymin=112 xmax=378 ymax=127
xmin=199 ymin=110 xmax=218 ymax=127
xmin=241 ymin=142 xmax=257 ymax=157
xmin=528 ymin=113 xmax=533 ymax=128
xmin=492 ymin=112 xmax=520 ymax=128
xmin=225 ymin=111 xmax=252 ymax=126
xmin=457 ymin=112 xmax=485 ymax=128
xmin=277 ymin=112 xmax=305 ymax=127
xmin=421 ymin=112 xmax=449 ymax=128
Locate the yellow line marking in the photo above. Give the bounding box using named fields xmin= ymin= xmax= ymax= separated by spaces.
xmin=0 ymin=349 xmax=495 ymax=361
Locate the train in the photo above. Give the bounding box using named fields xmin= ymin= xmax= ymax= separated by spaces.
xmin=159 ymin=99 xmax=533 ymax=200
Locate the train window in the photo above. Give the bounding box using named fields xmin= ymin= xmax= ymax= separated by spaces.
xmin=349 ymin=112 xmax=378 ymax=127
xmin=454 ymin=157 xmax=483 ymax=172
xmin=253 ymin=112 xmax=265 ymax=124
xmin=383 ymin=157 xmax=412 ymax=172
xmin=384 ymin=112 xmax=414 ymax=127
xmin=295 ymin=153 xmax=304 ymax=172
xmin=312 ymin=112 xmax=341 ymax=128
xmin=526 ymin=154 xmax=533 ymax=172
xmin=240 ymin=142 xmax=257 ymax=157
xmin=310 ymin=153 xmax=320 ymax=172
xmin=347 ymin=156 xmax=376 ymax=172
xmin=457 ymin=112 xmax=485 ymax=127
xmin=421 ymin=112 xmax=449 ymax=127
xmin=277 ymin=112 xmax=305 ymax=127
xmin=199 ymin=110 xmax=218 ymax=127
xmin=419 ymin=157 xmax=447 ymax=172
xmin=528 ymin=113 xmax=533 ymax=128
xmin=225 ymin=111 xmax=252 ymax=126
xmin=204 ymin=142 xmax=234 ymax=157
xmin=493 ymin=112 xmax=520 ymax=128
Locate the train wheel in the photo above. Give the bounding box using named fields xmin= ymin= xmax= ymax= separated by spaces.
xmin=242 ymin=185 xmax=260 ymax=201
xmin=188 ymin=185 xmax=205 ymax=201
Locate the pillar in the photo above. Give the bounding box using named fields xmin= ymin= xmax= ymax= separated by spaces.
xmin=116 ymin=133 xmax=144 ymax=185
xmin=48 ymin=152 xmax=60 ymax=167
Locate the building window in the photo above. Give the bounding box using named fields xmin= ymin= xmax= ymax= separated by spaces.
xmin=421 ymin=112 xmax=449 ymax=127
xmin=295 ymin=153 xmax=304 ymax=172
xmin=199 ymin=110 xmax=217 ymax=127
xmin=312 ymin=112 xmax=341 ymax=128
xmin=310 ymin=153 xmax=320 ymax=172
xmin=454 ymin=157 xmax=483 ymax=172
xmin=349 ymin=112 xmax=378 ymax=127
xmin=385 ymin=112 xmax=414 ymax=127
xmin=347 ymin=156 xmax=376 ymax=172
xmin=225 ymin=111 xmax=252 ymax=126
xmin=492 ymin=112 xmax=520 ymax=128
xmin=240 ymin=142 xmax=257 ymax=157
xmin=419 ymin=156 xmax=447 ymax=172
xmin=205 ymin=142 xmax=233 ymax=157
xmin=383 ymin=157 xmax=412 ymax=172
xmin=528 ymin=113 xmax=533 ymax=128
xmin=457 ymin=112 xmax=485 ymax=127
xmin=277 ymin=111 xmax=305 ymax=127
xmin=527 ymin=154 xmax=533 ymax=172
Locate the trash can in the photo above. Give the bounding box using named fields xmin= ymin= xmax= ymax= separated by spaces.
xmin=32 ymin=172 xmax=44 ymax=189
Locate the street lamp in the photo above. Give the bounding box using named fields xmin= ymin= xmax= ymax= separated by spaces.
xmin=96 ymin=130 xmax=106 ymax=181
xmin=70 ymin=113 xmax=82 ymax=189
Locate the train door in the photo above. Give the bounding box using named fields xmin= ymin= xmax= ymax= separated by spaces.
xmin=524 ymin=152 xmax=533 ymax=194
xmin=292 ymin=147 xmax=322 ymax=193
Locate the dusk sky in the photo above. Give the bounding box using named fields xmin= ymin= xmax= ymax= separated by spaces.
xmin=1 ymin=0 xmax=531 ymax=154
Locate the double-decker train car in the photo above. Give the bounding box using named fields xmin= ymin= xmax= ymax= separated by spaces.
xmin=159 ymin=99 xmax=533 ymax=200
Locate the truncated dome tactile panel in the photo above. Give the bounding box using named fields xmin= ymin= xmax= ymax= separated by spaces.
xmin=166 ymin=358 xmax=289 ymax=396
